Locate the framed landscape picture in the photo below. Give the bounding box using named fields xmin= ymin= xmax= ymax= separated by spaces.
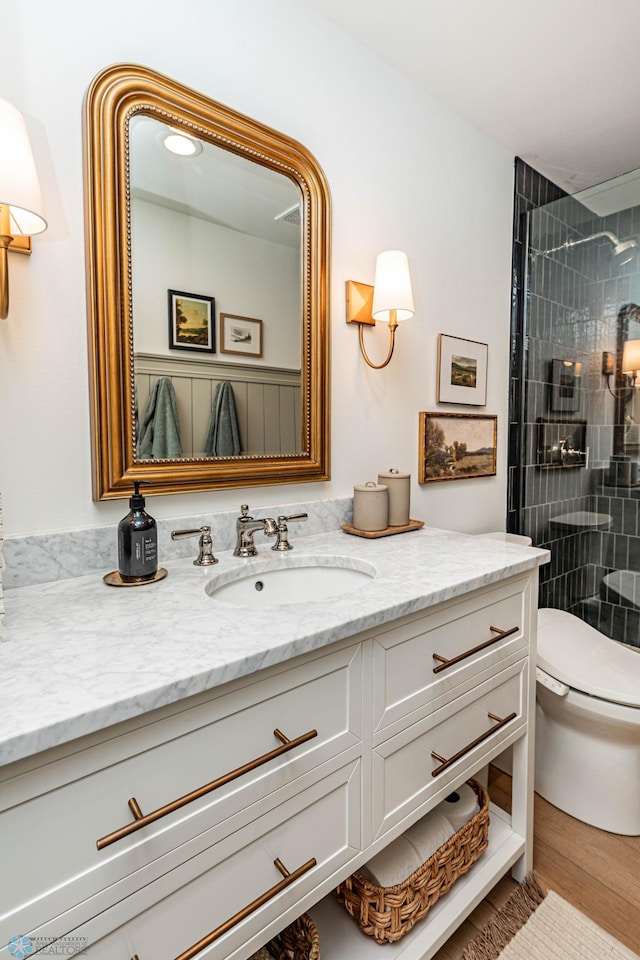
xmin=220 ymin=313 xmax=263 ymax=358
xmin=437 ymin=334 xmax=488 ymax=405
xmin=419 ymin=411 xmax=497 ymax=482
xmin=168 ymin=289 xmax=216 ymax=353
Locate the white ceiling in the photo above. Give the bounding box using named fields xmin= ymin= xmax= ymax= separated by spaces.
xmin=302 ymin=0 xmax=640 ymax=195
xmin=129 ymin=115 xmax=302 ymax=248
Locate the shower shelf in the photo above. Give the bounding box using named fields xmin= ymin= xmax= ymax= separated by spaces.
xmin=549 ymin=511 xmax=612 ymax=530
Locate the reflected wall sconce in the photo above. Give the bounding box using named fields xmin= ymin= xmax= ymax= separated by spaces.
xmin=346 ymin=250 xmax=414 ymax=369
xmin=602 ymin=340 xmax=640 ymax=402
xmin=0 ymin=98 xmax=47 ymax=319
xmin=622 ymin=339 xmax=640 ymax=386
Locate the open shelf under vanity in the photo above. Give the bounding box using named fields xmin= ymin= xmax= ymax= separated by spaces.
xmin=310 ymin=806 xmax=523 ymax=960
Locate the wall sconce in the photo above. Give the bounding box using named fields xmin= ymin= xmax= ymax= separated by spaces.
xmin=622 ymin=339 xmax=640 ymax=386
xmin=0 ymin=98 xmax=47 ymax=319
xmin=346 ymin=250 xmax=414 ymax=369
xmin=603 ymin=340 xmax=640 ymax=402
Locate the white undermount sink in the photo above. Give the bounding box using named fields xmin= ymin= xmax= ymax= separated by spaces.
xmin=205 ymin=556 xmax=376 ymax=608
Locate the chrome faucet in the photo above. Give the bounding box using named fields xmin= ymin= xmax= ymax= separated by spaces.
xmin=234 ymin=505 xmax=278 ymax=558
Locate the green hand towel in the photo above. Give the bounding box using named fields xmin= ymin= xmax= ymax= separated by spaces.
xmin=204 ymin=380 xmax=241 ymax=456
xmin=137 ymin=376 xmax=183 ymax=459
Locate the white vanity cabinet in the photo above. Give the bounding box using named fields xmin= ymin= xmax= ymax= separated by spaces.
xmin=0 ymin=570 xmax=537 ymax=960
xmin=0 ymin=642 xmax=364 ymax=956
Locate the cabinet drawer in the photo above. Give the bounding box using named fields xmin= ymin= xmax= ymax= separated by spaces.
xmin=0 ymin=643 xmax=361 ymax=945
xmin=372 ymin=578 xmax=528 ymax=737
xmin=372 ymin=659 xmax=527 ymax=839
xmin=65 ymin=760 xmax=361 ymax=960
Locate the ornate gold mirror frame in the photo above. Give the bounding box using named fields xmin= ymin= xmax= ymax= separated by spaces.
xmin=84 ymin=63 xmax=330 ymax=500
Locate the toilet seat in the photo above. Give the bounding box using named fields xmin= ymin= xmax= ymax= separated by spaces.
xmin=537 ymin=607 xmax=640 ymax=708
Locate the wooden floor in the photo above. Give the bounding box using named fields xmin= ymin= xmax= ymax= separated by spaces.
xmin=432 ymin=768 xmax=640 ymax=959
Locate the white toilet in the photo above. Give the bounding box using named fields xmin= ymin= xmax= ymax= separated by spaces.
xmin=476 ymin=531 xmax=640 ymax=835
xmin=535 ymin=607 xmax=640 ymax=835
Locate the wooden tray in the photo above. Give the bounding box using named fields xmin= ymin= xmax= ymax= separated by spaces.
xmin=341 ymin=519 xmax=424 ymax=539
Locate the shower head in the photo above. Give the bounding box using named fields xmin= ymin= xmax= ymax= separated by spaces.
xmin=535 ymin=230 xmax=638 ymax=265
xmin=611 ymin=237 xmax=638 ymax=265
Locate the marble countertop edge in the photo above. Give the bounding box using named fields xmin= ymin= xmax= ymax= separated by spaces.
xmin=0 ymin=527 xmax=549 ymax=768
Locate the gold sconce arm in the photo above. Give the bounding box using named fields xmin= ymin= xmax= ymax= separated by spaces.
xmin=0 ymin=97 xmax=48 ymax=319
xmin=346 ymin=279 xmax=398 ymax=370
xmin=0 ymin=230 xmax=35 ymax=320
xmin=358 ymin=310 xmax=398 ymax=369
xmin=0 ymin=236 xmax=10 ymax=320
xmin=346 ymin=251 xmax=414 ymax=370
xmin=0 ymin=204 xmax=12 ymax=319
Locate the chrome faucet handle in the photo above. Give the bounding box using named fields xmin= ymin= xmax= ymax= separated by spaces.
xmin=271 ymin=513 xmax=308 ymax=551
xmin=171 ymin=526 xmax=218 ymax=566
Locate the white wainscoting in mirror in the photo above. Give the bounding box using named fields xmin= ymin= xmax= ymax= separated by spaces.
xmin=134 ymin=354 xmax=302 ymax=458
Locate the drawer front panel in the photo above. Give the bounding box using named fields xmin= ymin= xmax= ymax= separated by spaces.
xmin=65 ymin=760 xmax=361 ymax=960
xmin=372 ymin=659 xmax=527 ymax=839
xmin=0 ymin=644 xmax=361 ymax=945
xmin=372 ymin=578 xmax=528 ymax=737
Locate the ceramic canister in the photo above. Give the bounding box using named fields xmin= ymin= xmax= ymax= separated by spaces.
xmin=378 ymin=468 xmax=411 ymax=526
xmin=353 ymin=481 xmax=389 ymax=531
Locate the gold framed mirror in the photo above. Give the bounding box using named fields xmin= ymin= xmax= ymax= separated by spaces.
xmin=84 ymin=63 xmax=330 ymax=500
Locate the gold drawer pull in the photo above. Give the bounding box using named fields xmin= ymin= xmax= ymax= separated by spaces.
xmin=129 ymin=857 xmax=316 ymax=960
xmin=97 ymin=727 xmax=317 ymax=850
xmin=432 ymin=625 xmax=519 ymax=674
xmin=431 ymin=711 xmax=517 ymax=776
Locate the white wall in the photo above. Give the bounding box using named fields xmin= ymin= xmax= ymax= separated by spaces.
xmin=0 ymin=0 xmax=514 ymax=538
xmin=132 ymin=199 xmax=301 ymax=366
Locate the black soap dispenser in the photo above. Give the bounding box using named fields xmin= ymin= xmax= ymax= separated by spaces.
xmin=117 ymin=481 xmax=158 ymax=582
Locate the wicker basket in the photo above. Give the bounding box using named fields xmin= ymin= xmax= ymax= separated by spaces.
xmin=259 ymin=913 xmax=320 ymax=960
xmin=335 ymin=780 xmax=490 ymax=944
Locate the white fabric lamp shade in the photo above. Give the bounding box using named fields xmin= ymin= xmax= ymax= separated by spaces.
xmin=0 ymin=98 xmax=47 ymax=236
xmin=371 ymin=250 xmax=414 ymax=323
xmin=622 ymin=339 xmax=640 ymax=374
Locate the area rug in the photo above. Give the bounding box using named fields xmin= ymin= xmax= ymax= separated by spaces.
xmin=461 ymin=873 xmax=640 ymax=960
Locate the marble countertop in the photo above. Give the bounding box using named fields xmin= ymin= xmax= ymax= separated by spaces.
xmin=0 ymin=527 xmax=548 ymax=767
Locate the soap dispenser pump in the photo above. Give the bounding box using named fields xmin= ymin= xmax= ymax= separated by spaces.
xmin=117 ymin=480 xmax=158 ymax=582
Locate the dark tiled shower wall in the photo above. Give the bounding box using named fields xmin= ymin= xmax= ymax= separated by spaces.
xmin=509 ymin=159 xmax=593 ymax=610
xmin=507 ymin=160 xmax=566 ymax=537
xmin=581 ymin=481 xmax=640 ymax=646
xmin=508 ymin=158 xmax=640 ymax=644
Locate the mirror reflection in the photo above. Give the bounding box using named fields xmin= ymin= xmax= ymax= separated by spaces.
xmin=129 ymin=115 xmax=304 ymax=460
xmin=84 ymin=63 xmax=330 ymax=499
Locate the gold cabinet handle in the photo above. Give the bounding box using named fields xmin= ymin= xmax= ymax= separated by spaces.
xmin=129 ymin=857 xmax=316 ymax=960
xmin=97 ymin=727 xmax=317 ymax=850
xmin=431 ymin=711 xmax=517 ymax=776
xmin=432 ymin=625 xmax=519 ymax=674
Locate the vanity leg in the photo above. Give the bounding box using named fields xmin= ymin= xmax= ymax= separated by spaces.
xmin=509 ymin=733 xmax=533 ymax=879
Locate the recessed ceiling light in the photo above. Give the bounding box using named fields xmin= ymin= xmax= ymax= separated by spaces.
xmin=162 ymin=130 xmax=203 ymax=157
